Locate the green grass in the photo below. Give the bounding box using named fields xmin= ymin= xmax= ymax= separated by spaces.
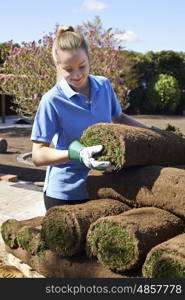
xmin=154 ymin=258 xmax=185 ymax=278
xmin=41 ymin=210 xmax=78 ymax=256
xmin=35 ymin=241 xmax=48 ymax=257
xmin=17 ymin=227 xmax=48 ymax=256
xmin=144 ymin=250 xmax=165 ymax=277
xmin=1 ymin=220 xmax=18 ymax=248
xmin=80 ymin=127 xmax=123 ymax=170
xmin=17 ymin=228 xmax=34 ymax=252
xmin=88 ymin=221 xmax=135 ymax=269
xmin=144 ymin=250 xmax=185 ymax=278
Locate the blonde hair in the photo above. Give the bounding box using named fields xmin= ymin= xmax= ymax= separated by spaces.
xmin=52 ymin=25 xmax=89 ymax=80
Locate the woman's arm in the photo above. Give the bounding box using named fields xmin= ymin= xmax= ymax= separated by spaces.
xmin=32 ymin=141 xmax=69 ymax=167
xmin=32 ymin=141 xmax=111 ymax=170
xmin=112 ymin=113 xmax=149 ymax=129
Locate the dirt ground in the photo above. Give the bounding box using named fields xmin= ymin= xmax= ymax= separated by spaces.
xmin=0 ymin=115 xmax=185 ymax=182
xmin=0 ymin=127 xmax=46 ymax=182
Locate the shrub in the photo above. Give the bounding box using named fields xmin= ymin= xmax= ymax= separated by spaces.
xmin=0 ymin=35 xmax=55 ymax=118
xmin=146 ymin=73 xmax=181 ymax=113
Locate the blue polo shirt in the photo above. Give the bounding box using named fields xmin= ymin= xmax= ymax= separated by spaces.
xmin=31 ymin=75 xmax=122 ymax=200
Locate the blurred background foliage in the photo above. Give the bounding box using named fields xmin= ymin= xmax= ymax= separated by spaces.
xmin=0 ymin=16 xmax=185 ymax=118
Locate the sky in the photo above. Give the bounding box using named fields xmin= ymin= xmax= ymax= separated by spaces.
xmin=1 ymin=0 xmax=185 ymax=53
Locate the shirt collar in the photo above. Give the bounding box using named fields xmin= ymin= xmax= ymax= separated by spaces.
xmin=58 ymin=75 xmax=100 ymax=99
xmin=89 ymin=75 xmax=99 ymax=97
xmin=58 ymin=77 xmax=77 ymax=98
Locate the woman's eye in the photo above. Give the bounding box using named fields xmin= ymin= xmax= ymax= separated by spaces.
xmin=80 ymin=65 xmax=86 ymax=69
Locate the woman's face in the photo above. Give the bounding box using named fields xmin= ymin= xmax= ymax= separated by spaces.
xmin=58 ymin=48 xmax=90 ymax=91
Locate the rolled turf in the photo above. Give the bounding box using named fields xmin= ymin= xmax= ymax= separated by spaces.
xmin=41 ymin=199 xmax=130 ymax=256
xmin=17 ymin=226 xmax=46 ymax=255
xmin=142 ymin=233 xmax=185 ymax=278
xmin=87 ymin=166 xmax=185 ymax=220
xmin=80 ymin=123 xmax=185 ymax=171
xmin=86 ymin=207 xmax=185 ymax=272
xmin=1 ymin=217 xmax=43 ymax=249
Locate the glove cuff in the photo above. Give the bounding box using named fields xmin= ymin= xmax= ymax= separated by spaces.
xmin=68 ymin=140 xmax=85 ymax=160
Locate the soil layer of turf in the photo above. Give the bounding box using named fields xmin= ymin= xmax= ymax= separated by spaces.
xmin=5 ymin=246 xmax=131 ymax=278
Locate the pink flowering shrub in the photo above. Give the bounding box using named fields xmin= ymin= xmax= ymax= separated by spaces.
xmin=1 ymin=20 xmax=138 ymax=119
xmin=0 ymin=34 xmax=55 ymax=118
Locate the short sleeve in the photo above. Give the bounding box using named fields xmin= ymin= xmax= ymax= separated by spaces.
xmin=107 ymin=80 xmax=122 ymax=118
xmin=31 ymin=96 xmax=59 ymax=143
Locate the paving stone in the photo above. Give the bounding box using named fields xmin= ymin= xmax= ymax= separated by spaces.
xmin=0 ymin=174 xmax=18 ymax=182
xmin=0 ymin=181 xmax=45 ymax=261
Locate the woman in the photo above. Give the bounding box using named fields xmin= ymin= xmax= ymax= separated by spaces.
xmin=31 ymin=25 xmax=148 ymax=210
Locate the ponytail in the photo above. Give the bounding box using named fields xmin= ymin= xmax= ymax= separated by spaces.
xmin=52 ymin=25 xmax=89 ymax=65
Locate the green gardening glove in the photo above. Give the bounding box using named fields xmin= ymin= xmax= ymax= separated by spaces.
xmin=68 ymin=140 xmax=111 ymax=170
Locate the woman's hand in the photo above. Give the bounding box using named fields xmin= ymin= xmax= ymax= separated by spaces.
xmin=68 ymin=140 xmax=111 ymax=170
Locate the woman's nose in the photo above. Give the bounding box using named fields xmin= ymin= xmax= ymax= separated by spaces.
xmin=72 ymin=70 xmax=81 ymax=79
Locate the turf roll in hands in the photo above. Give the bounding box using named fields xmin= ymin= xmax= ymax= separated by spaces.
xmin=80 ymin=123 xmax=185 ymax=171
xmin=86 ymin=207 xmax=185 ymax=272
xmin=41 ymin=199 xmax=130 ymax=256
xmin=143 ymin=233 xmax=185 ymax=278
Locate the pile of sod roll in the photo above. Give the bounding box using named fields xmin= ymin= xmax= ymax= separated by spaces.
xmin=2 ymin=123 xmax=185 ymax=278
xmin=1 ymin=199 xmax=129 ymax=259
xmin=84 ymin=123 xmax=185 ymax=277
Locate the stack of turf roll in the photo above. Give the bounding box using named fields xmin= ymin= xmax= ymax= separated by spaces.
xmin=142 ymin=233 xmax=185 ymax=278
xmin=1 ymin=217 xmax=43 ymax=250
xmin=80 ymin=123 xmax=185 ymax=171
xmin=86 ymin=207 xmax=185 ymax=272
xmin=41 ymin=199 xmax=130 ymax=256
xmin=87 ymin=166 xmax=185 ymax=220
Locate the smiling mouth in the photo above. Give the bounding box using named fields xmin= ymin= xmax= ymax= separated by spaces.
xmin=72 ymin=78 xmax=83 ymax=82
